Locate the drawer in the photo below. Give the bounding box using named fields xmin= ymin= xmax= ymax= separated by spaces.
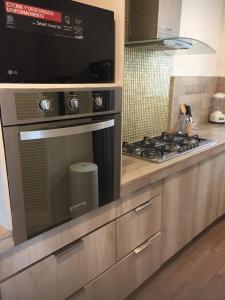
xmin=117 ymin=180 xmax=162 ymax=217
xmin=55 ymin=221 xmax=116 ymax=300
xmin=0 ymin=256 xmax=56 ymax=300
xmin=0 ymin=202 xmax=117 ymax=283
xmin=68 ymin=265 xmax=117 ymax=300
xmin=117 ymin=194 xmax=162 ymax=260
xmin=117 ymin=232 xmax=162 ymax=300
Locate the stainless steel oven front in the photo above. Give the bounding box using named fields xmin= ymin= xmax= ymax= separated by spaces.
xmin=1 ymin=88 xmax=121 ymax=245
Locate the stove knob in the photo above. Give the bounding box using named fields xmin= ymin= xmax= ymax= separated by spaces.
xmin=94 ymin=96 xmax=103 ymax=108
xmin=39 ymin=99 xmax=52 ymax=112
xmin=69 ymin=98 xmax=79 ymax=111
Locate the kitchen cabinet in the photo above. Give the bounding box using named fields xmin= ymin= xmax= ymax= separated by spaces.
xmin=162 ymin=164 xmax=198 ymax=263
xmin=162 ymin=152 xmax=225 ymax=263
xmin=0 ymin=201 xmax=117 ymax=283
xmin=68 ymin=266 xmax=117 ymax=300
xmin=117 ymin=232 xmax=162 ymax=300
xmin=1 ymin=149 xmax=225 ymax=300
xmin=0 ymin=256 xmax=57 ymax=300
xmin=117 ymin=194 xmax=162 ymax=260
xmin=117 ymin=180 xmax=162 ymax=217
xmin=0 ymin=222 xmax=116 ymax=300
xmin=55 ymin=221 xmax=116 ymax=300
xmin=193 ymin=155 xmax=223 ymax=236
xmin=215 ymin=152 xmax=225 ymax=217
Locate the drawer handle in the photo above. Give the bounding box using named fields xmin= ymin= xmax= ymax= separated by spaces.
xmin=55 ymin=238 xmax=84 ymax=258
xmin=135 ymin=201 xmax=153 ymax=212
xmin=134 ymin=239 xmax=152 ymax=255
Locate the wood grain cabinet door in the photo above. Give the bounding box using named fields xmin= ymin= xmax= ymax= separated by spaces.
xmin=193 ymin=156 xmax=220 ymax=236
xmin=68 ymin=265 xmax=117 ymax=300
xmin=117 ymin=232 xmax=162 ymax=300
xmin=213 ymin=152 xmax=225 ymax=218
xmin=162 ymin=165 xmax=198 ymax=263
xmin=117 ymin=194 xmax=162 ymax=260
xmin=162 ymin=152 xmax=225 ymax=264
xmin=0 ymin=256 xmax=57 ymax=300
xmin=118 ymin=181 xmax=162 ymax=217
xmin=55 ymin=221 xmax=116 ymax=300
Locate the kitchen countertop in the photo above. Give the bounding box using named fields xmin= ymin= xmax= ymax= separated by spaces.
xmin=1 ymin=123 xmax=225 ymax=252
xmin=121 ymin=123 xmax=225 ymax=196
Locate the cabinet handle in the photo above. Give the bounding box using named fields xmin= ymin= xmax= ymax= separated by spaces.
xmin=134 ymin=239 xmax=152 ymax=255
xmin=55 ymin=238 xmax=84 ymax=258
xmin=135 ymin=200 xmax=153 ymax=212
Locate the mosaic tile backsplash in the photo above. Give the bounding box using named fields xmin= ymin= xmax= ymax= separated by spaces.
xmin=122 ymin=48 xmax=173 ymax=142
xmin=123 ymin=0 xmax=173 ymax=142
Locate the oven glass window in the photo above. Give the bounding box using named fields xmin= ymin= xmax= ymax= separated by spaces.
xmin=19 ymin=123 xmax=114 ymax=238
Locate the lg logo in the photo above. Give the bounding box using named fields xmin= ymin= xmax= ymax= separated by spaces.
xmin=8 ymin=70 xmax=19 ymax=76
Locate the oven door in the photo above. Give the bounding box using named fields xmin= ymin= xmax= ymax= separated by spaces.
xmin=3 ymin=115 xmax=121 ymax=244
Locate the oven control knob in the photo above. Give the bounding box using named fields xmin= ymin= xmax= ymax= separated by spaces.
xmin=69 ymin=98 xmax=79 ymax=111
xmin=39 ymin=99 xmax=52 ymax=112
xmin=94 ymin=96 xmax=103 ymax=108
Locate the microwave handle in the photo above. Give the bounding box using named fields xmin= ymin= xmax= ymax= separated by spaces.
xmin=20 ymin=119 xmax=115 ymax=141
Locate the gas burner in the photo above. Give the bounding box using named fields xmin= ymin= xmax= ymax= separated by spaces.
xmin=123 ymin=132 xmax=216 ymax=163
xmin=122 ymin=142 xmax=142 ymax=155
xmin=161 ymin=131 xmax=184 ymax=140
xmin=142 ymin=150 xmax=159 ymax=159
xmin=164 ymin=143 xmax=182 ymax=153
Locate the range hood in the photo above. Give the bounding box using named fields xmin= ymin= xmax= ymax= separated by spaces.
xmin=126 ymin=0 xmax=215 ymax=55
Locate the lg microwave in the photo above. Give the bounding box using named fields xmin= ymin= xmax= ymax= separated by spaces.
xmin=0 ymin=0 xmax=115 ymax=83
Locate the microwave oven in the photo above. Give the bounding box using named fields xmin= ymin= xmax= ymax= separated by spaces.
xmin=0 ymin=0 xmax=115 ymax=83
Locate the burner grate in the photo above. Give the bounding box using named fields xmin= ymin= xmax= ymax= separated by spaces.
xmin=123 ymin=132 xmax=216 ymax=163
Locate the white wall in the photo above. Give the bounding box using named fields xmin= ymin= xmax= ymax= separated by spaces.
xmin=173 ymin=0 xmax=225 ymax=76
xmin=217 ymin=3 xmax=225 ymax=76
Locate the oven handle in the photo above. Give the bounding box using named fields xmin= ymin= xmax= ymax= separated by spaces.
xmin=20 ymin=119 xmax=115 ymax=141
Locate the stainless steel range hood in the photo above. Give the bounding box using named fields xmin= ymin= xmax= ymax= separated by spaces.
xmin=125 ymin=37 xmax=215 ymax=55
xmin=126 ymin=0 xmax=215 ymax=55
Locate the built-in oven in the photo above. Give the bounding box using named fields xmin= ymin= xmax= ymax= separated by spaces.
xmin=0 ymin=88 xmax=121 ymax=245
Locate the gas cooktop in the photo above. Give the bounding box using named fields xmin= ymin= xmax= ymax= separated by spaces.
xmin=123 ymin=132 xmax=216 ymax=163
